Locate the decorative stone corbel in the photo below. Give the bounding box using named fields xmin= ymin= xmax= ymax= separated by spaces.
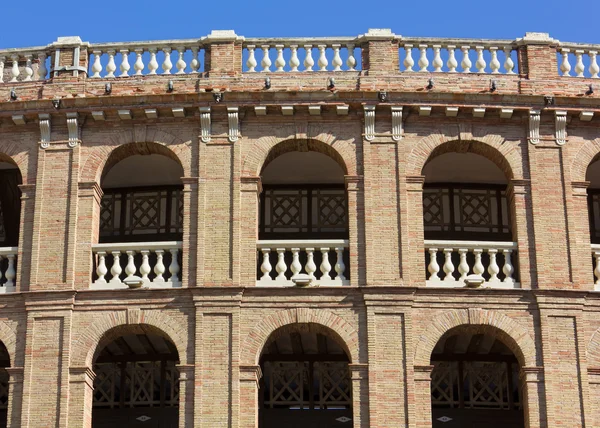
xmin=199 ymin=107 xmax=211 ymax=143
xmin=39 ymin=114 xmax=51 ymax=148
xmin=555 ymin=110 xmax=567 ymax=145
xmin=528 ymin=109 xmax=540 ymax=145
xmin=227 ymin=107 xmax=239 ymax=142
xmin=391 ymin=106 xmax=403 ymax=141
xmin=363 ymin=105 xmax=375 ymax=141
xmin=66 ymin=112 xmax=79 ymax=147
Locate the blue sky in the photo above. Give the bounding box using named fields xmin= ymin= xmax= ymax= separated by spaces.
xmin=2 ymin=0 xmax=599 ymax=49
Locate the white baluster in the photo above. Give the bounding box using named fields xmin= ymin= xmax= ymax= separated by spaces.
xmin=246 ymin=45 xmax=257 ymax=72
xmin=148 ymin=49 xmax=159 ymax=75
xmin=473 ymin=249 xmax=484 ymax=276
xmin=140 ymin=250 xmax=151 ymax=281
xmin=0 ymin=56 xmax=5 ymax=83
xmin=275 ymin=248 xmax=287 ymax=280
xmin=119 ymin=49 xmax=130 ymax=77
xmin=304 ymin=44 xmax=315 ymax=71
xmin=134 ymin=49 xmax=144 ymax=75
xmin=125 ymin=250 xmax=136 ymax=279
xmin=91 ymin=51 xmax=102 ymax=78
xmin=502 ymin=249 xmax=515 ymax=284
xmin=461 ymin=46 xmax=472 ymax=72
xmin=590 ymin=51 xmax=599 ymax=78
xmin=109 ymin=251 xmax=122 ymax=284
xmin=23 ymin=55 xmax=33 ymax=81
xmin=560 ymin=49 xmax=571 ymax=76
xmin=418 ymin=45 xmax=429 ymax=72
xmin=318 ymin=45 xmax=328 ymax=71
xmin=475 ymin=46 xmax=486 ymax=73
xmin=503 ymin=47 xmax=515 ymax=74
xmin=432 ymin=45 xmax=443 ymax=72
xmin=154 ymin=250 xmax=165 ymax=282
xmin=169 ymin=248 xmax=180 ymax=282
xmin=458 ymin=249 xmax=469 ymax=281
xmin=4 ymin=255 xmax=15 ymax=288
xmin=490 ymin=47 xmax=500 ymax=74
xmin=37 ymin=53 xmax=47 ymax=80
xmin=403 ymin=44 xmax=414 ymax=72
xmin=0 ymin=257 xmax=4 ymax=286
xmin=10 ymin=55 xmax=19 ymax=82
xmin=595 ymin=252 xmax=600 ymax=285
xmin=305 ymin=248 xmax=317 ymax=279
xmin=575 ymin=50 xmax=585 ymax=77
xmin=260 ymin=248 xmax=272 ymax=281
xmin=96 ymin=251 xmax=108 ymax=283
xmin=487 ymin=249 xmax=500 ymax=282
xmin=346 ymin=44 xmax=356 ymax=71
xmin=334 ymin=247 xmax=346 ymax=281
xmin=162 ymin=48 xmax=173 ymax=74
xmin=289 ymin=45 xmax=300 ymax=71
xmin=274 ymin=45 xmax=285 ymax=72
xmin=320 ymin=248 xmax=332 ymax=280
xmin=175 ymin=47 xmax=187 ymax=74
xmin=105 ymin=50 xmax=116 ymax=78
xmin=442 ymin=248 xmax=455 ymax=282
xmin=261 ymin=45 xmax=272 ymax=72
xmin=291 ymin=248 xmax=302 ymax=277
xmin=332 ymin=44 xmax=343 ymax=71
xmin=190 ymin=47 xmax=200 ymax=73
xmin=447 ymin=45 xmax=458 ymax=72
xmin=427 ymin=248 xmax=441 ymax=281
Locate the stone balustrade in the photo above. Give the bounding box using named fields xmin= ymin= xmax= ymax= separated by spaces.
xmin=91 ymin=242 xmax=182 ymax=289
xmin=88 ymin=41 xmax=206 ymax=78
xmin=592 ymin=244 xmax=600 ymax=289
xmin=399 ymin=39 xmax=518 ymax=74
xmin=257 ymin=240 xmax=349 ymax=287
xmin=0 ymin=48 xmax=49 ymax=83
xmin=0 ymin=247 xmax=17 ymax=293
xmin=242 ymin=39 xmax=360 ymax=72
xmin=425 ymin=240 xmax=518 ymax=288
xmin=558 ymin=43 xmax=600 ymax=78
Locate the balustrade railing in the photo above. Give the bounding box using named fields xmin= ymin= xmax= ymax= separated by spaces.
xmin=257 ymin=240 xmax=349 ymax=286
xmin=0 ymin=49 xmax=49 ymax=83
xmin=242 ymin=39 xmax=360 ymax=72
xmin=0 ymin=247 xmax=17 ymax=293
xmin=592 ymin=244 xmax=600 ymax=288
xmin=91 ymin=242 xmax=182 ymax=289
xmin=88 ymin=42 xmax=206 ymax=78
xmin=557 ymin=43 xmax=600 ymax=78
xmin=399 ymin=39 xmax=518 ymax=74
xmin=425 ymin=240 xmax=518 ymax=288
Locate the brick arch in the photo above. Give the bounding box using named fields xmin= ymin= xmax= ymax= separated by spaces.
xmin=80 ymin=135 xmax=192 ymax=184
xmin=71 ymin=310 xmax=190 ymax=367
xmin=586 ymin=327 xmax=600 ymax=368
xmin=407 ymin=134 xmax=523 ymax=180
xmin=414 ymin=309 xmax=537 ymax=367
xmin=241 ymin=135 xmax=358 ymax=177
xmin=240 ymin=308 xmax=360 ymax=365
xmin=0 ymin=147 xmax=28 ymax=185
xmin=571 ymin=137 xmax=600 ymax=183
xmin=0 ymin=320 xmax=17 ymax=367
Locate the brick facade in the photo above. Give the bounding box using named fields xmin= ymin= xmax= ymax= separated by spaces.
xmin=0 ymin=29 xmax=599 ymax=427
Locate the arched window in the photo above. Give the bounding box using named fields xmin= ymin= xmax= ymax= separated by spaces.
xmin=586 ymin=158 xmax=600 ymax=244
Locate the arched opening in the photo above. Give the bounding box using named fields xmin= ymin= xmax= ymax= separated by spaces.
xmin=257 ymin=142 xmax=350 ymax=286
xmin=92 ymin=326 xmax=180 ymax=428
xmin=430 ymin=326 xmax=524 ymax=428
xmin=0 ymin=341 xmax=10 ymax=428
xmin=0 ymin=160 xmax=21 ymax=292
xmin=586 ymin=157 xmax=600 ymax=244
xmin=422 ymin=149 xmax=518 ymax=287
xmin=92 ymin=143 xmax=184 ymax=289
xmin=259 ymin=324 xmax=352 ymax=427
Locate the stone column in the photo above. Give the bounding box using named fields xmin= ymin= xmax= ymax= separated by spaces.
xmin=240 ymin=177 xmax=262 ymax=286
xmin=414 ymin=365 xmax=434 ymax=428
xmin=6 ymin=367 xmax=23 ymax=428
xmin=204 ymin=30 xmax=243 ymax=76
xmin=67 ymin=366 xmax=95 ymax=428
xmin=515 ymin=32 xmax=559 ymax=79
xmin=239 ymin=365 xmax=261 ymax=428
xmin=358 ymin=29 xmax=399 ymax=74
xmin=520 ymin=366 xmax=547 ymax=428
xmin=345 ymin=175 xmax=365 ymax=286
xmin=177 ymin=364 xmax=194 ymax=428
xmin=348 ymin=363 xmax=369 ymax=428
xmin=49 ymin=36 xmax=89 ymax=79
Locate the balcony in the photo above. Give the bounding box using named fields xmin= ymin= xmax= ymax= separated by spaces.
xmin=0 ymin=247 xmax=17 ymax=293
